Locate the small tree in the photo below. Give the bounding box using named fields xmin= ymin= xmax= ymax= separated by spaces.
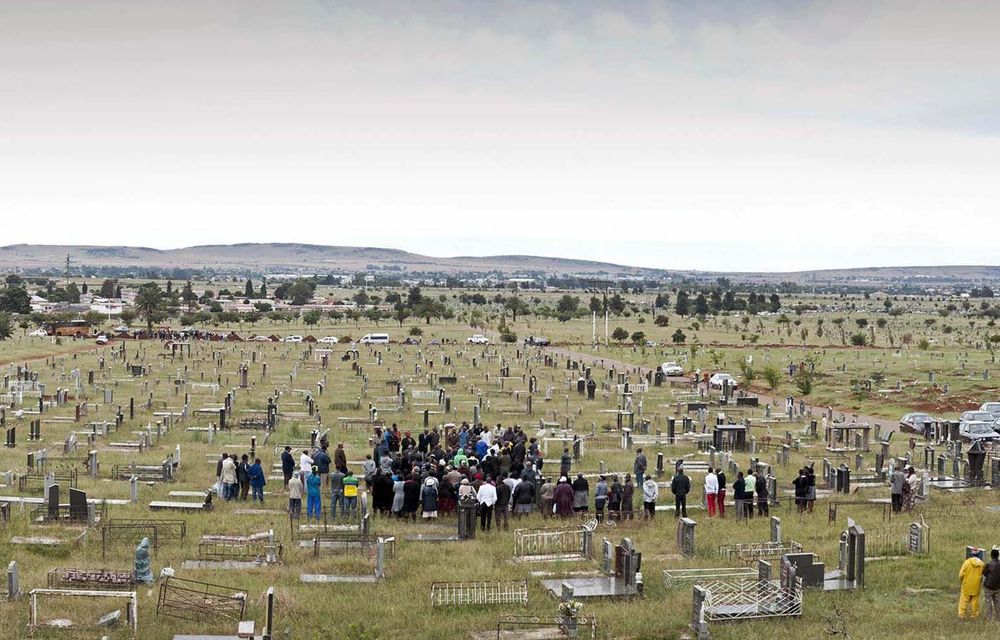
xmin=611 ymin=327 xmax=629 ymax=342
xmin=671 ymin=329 xmax=686 ymax=344
xmin=762 ymin=364 xmax=782 ymax=391
xmin=0 ymin=313 xmax=12 ymax=340
xmin=794 ymin=369 xmax=814 ymax=395
xmin=654 ymin=315 xmax=669 ymax=327
xmin=303 ymin=310 xmax=322 ymax=326
xmin=630 ymin=331 xmax=646 ymax=345
xmin=739 ymin=360 xmax=757 ymax=386
xmin=850 ymin=332 xmax=868 ymax=347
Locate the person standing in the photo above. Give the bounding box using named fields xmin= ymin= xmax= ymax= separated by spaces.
xmin=742 ymin=469 xmax=756 ymax=519
xmin=642 ymin=475 xmax=658 ymax=519
xmin=299 ymin=450 xmax=314 ymax=485
xmin=420 ymin=477 xmax=439 ymax=520
xmin=495 ymin=473 xmax=512 ymax=530
xmin=220 ymin=454 xmax=238 ymax=501
xmin=248 ymin=457 xmax=266 ymax=503
xmin=539 ymin=477 xmax=555 ymax=518
xmin=560 ymin=448 xmax=572 ymax=478
xmin=633 ymin=448 xmax=648 ymax=484
xmin=716 ymin=468 xmax=727 ymax=519
xmin=905 ymin=467 xmax=919 ymax=511
xmin=281 ymin=446 xmax=294 ymax=490
xmin=621 ymin=474 xmax=635 ymax=521
xmin=237 ymin=454 xmax=251 ymax=500
xmin=594 ymin=476 xmax=609 ymax=521
xmin=805 ymin=465 xmax=816 ymax=514
xmin=512 ymin=476 xmax=535 ymax=518
xmin=477 ymin=477 xmax=498 ymax=531
xmin=983 ymin=548 xmax=1000 ymax=621
xmin=608 ymin=475 xmax=623 ymax=521
xmin=553 ymin=477 xmax=574 ymax=517
xmin=755 ymin=470 xmax=769 ymax=516
xmin=313 ymin=445 xmax=331 ymax=489
xmin=958 ymin=551 xmax=986 ymax=619
xmin=704 ymin=467 xmax=719 ymax=518
xmin=306 ymin=466 xmax=322 ymax=521
xmin=733 ymin=472 xmax=746 ymax=519
xmin=342 ymin=469 xmax=360 ymax=518
xmin=329 ymin=467 xmax=345 ymax=519
xmin=670 ymin=467 xmax=691 ymax=518
xmin=334 ymin=442 xmax=347 ymax=473
xmin=572 ymin=473 xmax=589 ymax=513
xmin=287 ymin=471 xmax=303 ymax=518
xmin=792 ymin=468 xmax=809 ymax=514
xmin=890 ymin=466 xmax=906 ymax=513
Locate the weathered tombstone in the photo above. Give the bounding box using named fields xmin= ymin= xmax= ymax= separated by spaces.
xmin=6 ymin=561 xmax=19 ymax=600
xmin=770 ymin=516 xmax=782 ymax=544
xmin=134 ymin=538 xmax=154 ymax=584
xmin=676 ymin=517 xmax=696 ymax=557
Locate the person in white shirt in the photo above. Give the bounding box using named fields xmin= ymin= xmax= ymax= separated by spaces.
xmin=642 ymin=477 xmax=659 ymax=519
xmin=477 ymin=479 xmax=498 ymax=531
xmin=705 ymin=467 xmax=719 ymax=517
xmin=300 ymin=450 xmax=314 ymax=484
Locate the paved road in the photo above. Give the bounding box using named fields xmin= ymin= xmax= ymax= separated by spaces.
xmin=544 ymin=345 xmax=898 ymax=433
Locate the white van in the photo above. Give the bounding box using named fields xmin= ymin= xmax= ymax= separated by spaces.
xmin=359 ymin=333 xmax=390 ymax=344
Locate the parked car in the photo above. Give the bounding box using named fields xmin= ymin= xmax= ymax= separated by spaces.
xmin=959 ymin=410 xmax=996 ymax=424
xmin=524 ymin=335 xmax=550 ymax=347
xmin=958 ymin=419 xmax=1000 ymax=441
xmin=709 ymin=373 xmax=738 ymax=390
xmin=359 ymin=333 xmax=390 ymax=344
xmin=899 ymin=412 xmax=937 ymax=434
xmin=661 ymin=362 xmax=684 ymax=376
xmin=317 ymin=336 xmax=340 ymax=344
xmin=468 ymin=334 xmax=489 ymax=345
xmin=95 ymin=334 xmax=109 ymax=345
xmin=28 ymin=328 xmax=48 ymax=337
xmin=250 ymin=335 xmax=272 ymax=342
xmin=403 ymin=337 xmax=421 ymax=345
xmin=979 ymin=402 xmax=1000 ymax=419
xmin=282 ymin=335 xmax=304 ymax=343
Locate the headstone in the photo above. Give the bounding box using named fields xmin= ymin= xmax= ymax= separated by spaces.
xmin=134 ymin=538 xmax=154 ymax=584
xmin=770 ymin=516 xmax=782 ymax=544
xmin=69 ymin=488 xmax=88 ymax=520
xmin=47 ymin=483 xmax=60 ymax=519
xmin=677 ymin=517 xmax=696 ymax=557
xmin=6 ymin=561 xmax=18 ymax=600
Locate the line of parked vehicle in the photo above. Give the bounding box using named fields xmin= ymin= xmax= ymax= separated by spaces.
xmin=900 ymin=404 xmax=1000 ymax=441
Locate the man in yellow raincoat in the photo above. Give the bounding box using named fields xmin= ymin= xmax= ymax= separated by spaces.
xmin=959 ymin=550 xmax=986 ymax=619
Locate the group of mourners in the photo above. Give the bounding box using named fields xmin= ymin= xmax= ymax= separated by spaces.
xmin=264 ymin=423 xmax=675 ymax=530
xmin=214 ymin=452 xmax=267 ymax=502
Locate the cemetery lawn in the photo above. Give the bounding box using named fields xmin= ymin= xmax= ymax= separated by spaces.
xmin=1 ymin=304 xmax=999 ymax=639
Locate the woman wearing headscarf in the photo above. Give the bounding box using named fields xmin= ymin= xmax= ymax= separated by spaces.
xmin=420 ymin=477 xmax=439 ymax=519
xmin=391 ymin=473 xmax=405 ymax=518
xmin=553 ymin=477 xmax=575 ymax=517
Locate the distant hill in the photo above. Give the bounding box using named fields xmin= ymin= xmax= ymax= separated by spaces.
xmin=1 ymin=243 xmax=997 ymax=286
xmin=0 ymin=243 xmax=664 ymax=277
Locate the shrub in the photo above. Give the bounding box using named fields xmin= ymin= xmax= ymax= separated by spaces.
xmin=850 ymin=332 xmax=868 ymax=346
xmin=762 ymin=365 xmax=782 ymax=391
xmin=654 ymin=315 xmax=669 ymax=327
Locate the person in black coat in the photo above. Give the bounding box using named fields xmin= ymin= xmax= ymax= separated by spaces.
xmin=281 ymin=446 xmax=294 ymax=489
xmin=670 ymin=468 xmax=691 ymax=518
xmin=495 ymin=475 xmax=512 ymax=530
xmin=372 ymin=469 xmax=394 ymax=514
xmin=402 ymin=474 xmax=421 ymax=522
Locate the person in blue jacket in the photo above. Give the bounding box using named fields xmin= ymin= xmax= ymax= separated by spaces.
xmin=248 ymin=457 xmax=266 ymax=503
xmin=306 ymin=465 xmax=322 ymax=521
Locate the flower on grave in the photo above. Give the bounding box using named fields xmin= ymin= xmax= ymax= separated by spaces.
xmin=559 ymin=599 xmax=584 ymax=618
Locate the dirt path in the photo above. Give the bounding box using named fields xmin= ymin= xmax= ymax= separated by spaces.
xmin=545 ymin=345 xmax=898 ymax=433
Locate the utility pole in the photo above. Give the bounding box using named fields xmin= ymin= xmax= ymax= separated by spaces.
xmin=65 ymin=254 xmax=71 ymax=285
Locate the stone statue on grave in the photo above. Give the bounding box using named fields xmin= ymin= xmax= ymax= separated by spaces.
xmin=135 ymin=537 xmax=154 ymax=584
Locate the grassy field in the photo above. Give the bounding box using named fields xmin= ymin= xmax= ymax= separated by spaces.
xmin=1 ymin=302 xmax=999 ymax=639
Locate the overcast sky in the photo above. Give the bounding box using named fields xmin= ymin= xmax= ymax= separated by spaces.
xmin=1 ymin=1 xmax=998 ymax=272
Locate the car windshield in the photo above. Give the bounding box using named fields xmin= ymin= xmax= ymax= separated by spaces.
xmin=965 ymin=412 xmax=993 ymax=422
xmin=969 ymin=424 xmax=995 ymax=433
